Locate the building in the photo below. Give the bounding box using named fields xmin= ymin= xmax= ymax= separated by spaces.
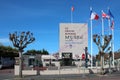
xmin=15 ymin=54 xmax=42 ymax=70
xmin=41 ymin=55 xmax=59 ymax=67
xmin=15 ymin=23 xmax=88 ymax=68
xmin=59 ymin=23 xmax=88 ymax=66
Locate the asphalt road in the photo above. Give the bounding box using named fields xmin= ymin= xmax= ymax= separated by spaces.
xmin=0 ymin=68 xmax=120 ymax=80
xmin=0 ymin=68 xmax=14 ymax=80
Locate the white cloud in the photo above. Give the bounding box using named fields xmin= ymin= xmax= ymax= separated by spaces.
xmin=0 ymin=38 xmax=10 ymax=43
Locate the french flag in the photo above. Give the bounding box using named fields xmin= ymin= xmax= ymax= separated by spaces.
xmin=90 ymin=10 xmax=99 ymax=20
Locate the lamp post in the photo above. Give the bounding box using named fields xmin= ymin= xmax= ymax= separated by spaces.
xmin=9 ymin=31 xmax=35 ymax=78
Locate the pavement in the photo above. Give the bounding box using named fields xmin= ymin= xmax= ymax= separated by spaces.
xmin=2 ymin=71 xmax=120 ymax=80
xmin=12 ymin=72 xmax=120 ymax=80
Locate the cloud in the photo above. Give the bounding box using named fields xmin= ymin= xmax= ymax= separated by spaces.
xmin=0 ymin=38 xmax=10 ymax=43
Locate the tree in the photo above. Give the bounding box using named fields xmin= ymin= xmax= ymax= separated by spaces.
xmin=93 ymin=34 xmax=112 ymax=74
xmin=9 ymin=31 xmax=35 ymax=78
xmin=0 ymin=45 xmax=18 ymax=57
xmin=25 ymin=49 xmax=38 ymax=55
xmin=41 ymin=49 xmax=49 ymax=55
xmin=24 ymin=49 xmax=49 ymax=55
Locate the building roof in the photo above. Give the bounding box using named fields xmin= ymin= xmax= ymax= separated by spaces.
xmin=41 ymin=55 xmax=56 ymax=59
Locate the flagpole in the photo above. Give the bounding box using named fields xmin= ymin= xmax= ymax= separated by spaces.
xmin=71 ymin=6 xmax=73 ymax=23
xmin=108 ymin=18 xmax=113 ymax=73
xmin=108 ymin=19 xmax=111 ymax=35
xmin=90 ymin=7 xmax=93 ymax=68
xmin=109 ymin=20 xmax=115 ymax=68
xmin=71 ymin=9 xmax=73 ymax=23
xmin=90 ymin=18 xmax=93 ymax=68
xmin=108 ymin=7 xmax=115 ymax=68
xmin=102 ymin=11 xmax=104 ymax=42
xmin=101 ymin=10 xmax=104 ymax=69
xmin=112 ymin=25 xmax=115 ymax=67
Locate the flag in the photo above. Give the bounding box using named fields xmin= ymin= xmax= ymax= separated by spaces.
xmin=107 ymin=9 xmax=114 ymax=29
xmin=102 ymin=10 xmax=110 ymax=19
xmin=108 ymin=9 xmax=114 ymax=20
xmin=110 ymin=20 xmax=114 ymax=29
xmin=71 ymin=6 xmax=74 ymax=12
xmin=90 ymin=10 xmax=99 ymax=20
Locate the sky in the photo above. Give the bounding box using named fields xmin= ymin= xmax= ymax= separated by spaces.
xmin=0 ymin=0 xmax=120 ymax=55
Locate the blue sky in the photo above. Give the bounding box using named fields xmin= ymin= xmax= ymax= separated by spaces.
xmin=0 ymin=0 xmax=120 ymax=55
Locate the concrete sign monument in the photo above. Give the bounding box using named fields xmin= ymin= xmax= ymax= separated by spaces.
xmin=59 ymin=23 xmax=88 ymax=60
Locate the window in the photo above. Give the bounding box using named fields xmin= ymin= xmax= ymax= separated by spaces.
xmin=28 ymin=58 xmax=35 ymax=67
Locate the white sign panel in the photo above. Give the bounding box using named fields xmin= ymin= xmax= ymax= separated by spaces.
xmin=59 ymin=23 xmax=88 ymax=59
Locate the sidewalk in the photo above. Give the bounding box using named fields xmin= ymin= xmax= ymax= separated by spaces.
xmin=13 ymin=72 xmax=120 ymax=80
xmin=2 ymin=67 xmax=120 ymax=80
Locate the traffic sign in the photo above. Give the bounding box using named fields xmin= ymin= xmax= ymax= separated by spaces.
xmin=82 ymin=53 xmax=85 ymax=60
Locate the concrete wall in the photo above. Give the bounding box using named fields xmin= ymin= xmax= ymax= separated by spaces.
xmin=15 ymin=65 xmax=101 ymax=76
xmin=15 ymin=65 xmax=37 ymax=75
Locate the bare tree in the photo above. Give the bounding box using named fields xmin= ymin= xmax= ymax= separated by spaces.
xmin=9 ymin=31 xmax=35 ymax=78
xmin=93 ymin=34 xmax=112 ymax=74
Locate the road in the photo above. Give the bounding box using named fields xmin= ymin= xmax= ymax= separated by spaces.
xmin=0 ymin=68 xmax=120 ymax=80
xmin=0 ymin=68 xmax=14 ymax=80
